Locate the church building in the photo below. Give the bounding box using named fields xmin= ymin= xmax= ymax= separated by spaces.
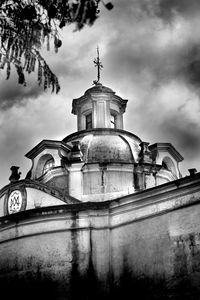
xmin=0 ymin=51 xmax=200 ymax=300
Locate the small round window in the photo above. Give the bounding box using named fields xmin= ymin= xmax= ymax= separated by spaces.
xmin=43 ymin=158 xmax=54 ymax=175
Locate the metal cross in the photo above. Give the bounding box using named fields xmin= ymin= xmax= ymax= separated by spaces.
xmin=93 ymin=46 xmax=103 ymax=84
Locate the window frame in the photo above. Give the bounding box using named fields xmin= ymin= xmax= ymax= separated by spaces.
xmin=85 ymin=113 xmax=92 ymax=130
xmin=43 ymin=158 xmax=55 ymax=175
xmin=110 ymin=113 xmax=117 ymax=129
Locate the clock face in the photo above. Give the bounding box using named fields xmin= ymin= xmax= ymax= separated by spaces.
xmin=8 ymin=190 xmax=23 ymax=214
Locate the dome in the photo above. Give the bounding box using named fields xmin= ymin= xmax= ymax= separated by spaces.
xmin=84 ymin=83 xmax=114 ymax=95
xmin=78 ymin=131 xmax=141 ymax=164
xmin=80 ymin=135 xmax=133 ymax=163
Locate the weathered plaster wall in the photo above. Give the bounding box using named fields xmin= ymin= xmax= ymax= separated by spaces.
xmin=26 ymin=187 xmax=66 ymax=209
xmin=110 ymin=202 xmax=200 ymax=299
xmin=82 ymin=164 xmax=134 ymax=197
xmin=45 ymin=174 xmax=69 ymax=194
xmin=1 ymin=174 xmax=200 ymax=299
xmin=0 ymin=207 xmax=110 ymax=300
xmin=0 ymin=181 xmax=75 ymax=218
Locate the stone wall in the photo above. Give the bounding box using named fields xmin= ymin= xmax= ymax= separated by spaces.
xmin=0 ymin=173 xmax=200 ymax=299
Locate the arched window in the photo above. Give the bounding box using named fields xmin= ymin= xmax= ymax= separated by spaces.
xmin=162 ymin=161 xmax=169 ymax=170
xmin=35 ymin=154 xmax=55 ymax=179
xmin=86 ymin=113 xmax=92 ymax=129
xmin=162 ymin=156 xmax=176 ymax=175
xmin=110 ymin=114 xmax=116 ymax=128
xmin=43 ymin=158 xmax=55 ymax=175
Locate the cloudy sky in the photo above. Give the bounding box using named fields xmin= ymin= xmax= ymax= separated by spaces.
xmin=1 ymin=0 xmax=200 ymax=188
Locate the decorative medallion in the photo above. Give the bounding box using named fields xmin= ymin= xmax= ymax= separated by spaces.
xmin=8 ymin=190 xmax=23 ymax=214
xmin=4 ymin=186 xmax=27 ymax=215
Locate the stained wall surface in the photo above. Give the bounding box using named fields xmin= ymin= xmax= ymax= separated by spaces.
xmin=1 ymin=173 xmax=200 ymax=300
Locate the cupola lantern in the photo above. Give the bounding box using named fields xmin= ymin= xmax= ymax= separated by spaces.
xmin=72 ymin=48 xmax=128 ymax=131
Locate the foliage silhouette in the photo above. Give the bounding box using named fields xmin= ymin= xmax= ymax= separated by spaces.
xmin=0 ymin=0 xmax=113 ymax=93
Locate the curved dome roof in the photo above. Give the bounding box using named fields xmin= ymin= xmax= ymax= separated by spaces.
xmin=80 ymin=135 xmax=132 ymax=163
xmin=78 ymin=132 xmax=141 ymax=164
xmin=84 ymin=83 xmax=114 ymax=95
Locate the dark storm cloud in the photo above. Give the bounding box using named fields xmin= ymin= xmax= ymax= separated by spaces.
xmin=0 ymin=78 xmax=43 ymax=110
xmin=154 ymin=43 xmax=200 ymax=90
xmin=147 ymin=0 xmax=200 ymax=22
xmin=110 ymin=0 xmax=200 ymax=24
xmin=2 ymin=0 xmax=200 ymax=110
xmin=142 ymin=0 xmax=200 ymax=101
xmin=161 ymin=115 xmax=200 ymax=159
xmin=183 ymin=45 xmax=200 ymax=88
xmin=102 ymin=0 xmax=200 ymax=98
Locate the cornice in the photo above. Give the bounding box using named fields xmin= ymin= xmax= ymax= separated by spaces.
xmin=62 ymin=128 xmax=142 ymax=144
xmin=0 ymin=179 xmax=80 ymax=204
xmin=149 ymin=143 xmax=184 ymax=162
xmin=72 ymin=91 xmax=128 ymax=115
xmin=25 ymin=140 xmax=71 ymax=159
xmin=72 ymin=94 xmax=91 ymax=114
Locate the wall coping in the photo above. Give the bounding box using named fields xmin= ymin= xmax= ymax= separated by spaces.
xmin=0 ymin=173 xmax=200 ymax=233
xmin=0 ymin=179 xmax=80 ymax=204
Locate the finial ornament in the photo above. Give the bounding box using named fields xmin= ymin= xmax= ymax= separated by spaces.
xmin=93 ymin=46 xmax=103 ymax=85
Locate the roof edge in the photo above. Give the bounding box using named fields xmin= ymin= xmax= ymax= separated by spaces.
xmin=25 ymin=140 xmax=71 ymax=159
xmin=0 ymin=179 xmax=80 ymax=204
xmin=149 ymin=143 xmax=184 ymax=162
